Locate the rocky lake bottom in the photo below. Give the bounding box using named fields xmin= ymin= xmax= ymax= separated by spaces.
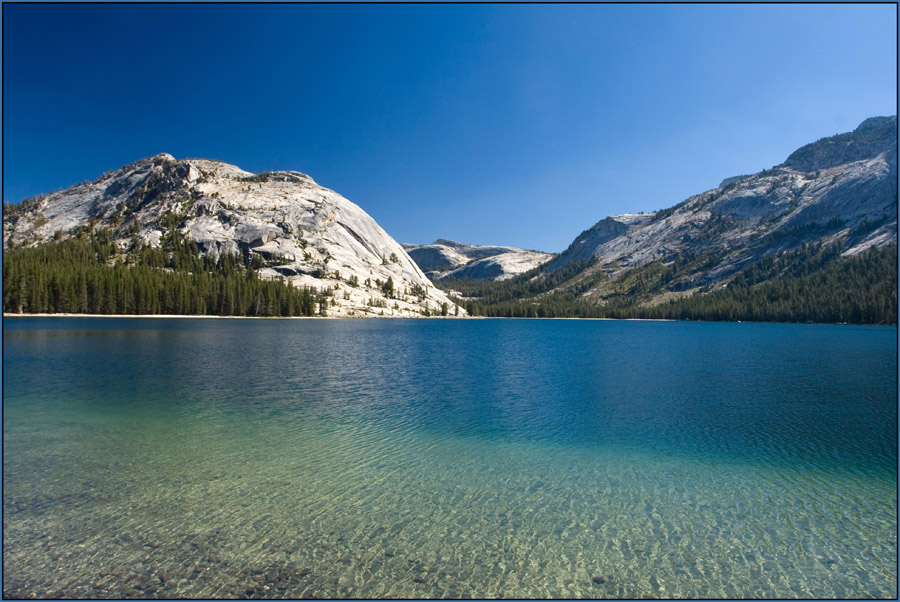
xmin=3 ymin=317 xmax=897 ymax=598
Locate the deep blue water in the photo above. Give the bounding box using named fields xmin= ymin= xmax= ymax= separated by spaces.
xmin=3 ymin=317 xmax=897 ymax=598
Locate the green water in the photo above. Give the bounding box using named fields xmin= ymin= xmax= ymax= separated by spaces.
xmin=3 ymin=318 xmax=897 ymax=598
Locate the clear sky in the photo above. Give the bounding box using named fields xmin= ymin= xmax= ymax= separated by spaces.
xmin=3 ymin=3 xmax=896 ymax=252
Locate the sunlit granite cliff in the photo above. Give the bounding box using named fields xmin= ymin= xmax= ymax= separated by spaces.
xmin=542 ymin=116 xmax=896 ymax=296
xmin=3 ymin=155 xmax=463 ymax=316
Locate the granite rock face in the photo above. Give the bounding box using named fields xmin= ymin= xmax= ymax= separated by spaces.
xmin=403 ymin=239 xmax=554 ymax=281
xmin=783 ymin=116 xmax=897 ymax=172
xmin=3 ymin=154 xmax=463 ymax=317
xmin=544 ymin=116 xmax=897 ymax=294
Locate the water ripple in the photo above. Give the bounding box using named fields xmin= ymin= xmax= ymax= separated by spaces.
xmin=3 ymin=318 xmax=896 ymax=598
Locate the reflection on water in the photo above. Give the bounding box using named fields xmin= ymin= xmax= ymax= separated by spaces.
xmin=3 ymin=318 xmax=897 ymax=598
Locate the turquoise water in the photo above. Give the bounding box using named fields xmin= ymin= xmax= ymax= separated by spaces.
xmin=3 ymin=317 xmax=897 ymax=598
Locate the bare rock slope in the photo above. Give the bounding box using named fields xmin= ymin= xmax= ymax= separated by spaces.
xmin=3 ymin=154 xmax=463 ymax=317
xmin=403 ymin=239 xmax=554 ymax=281
xmin=545 ymin=116 xmax=897 ymax=297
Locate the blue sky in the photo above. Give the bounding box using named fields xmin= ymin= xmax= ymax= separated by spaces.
xmin=3 ymin=3 xmax=896 ymax=252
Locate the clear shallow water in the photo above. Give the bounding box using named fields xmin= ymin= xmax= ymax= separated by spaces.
xmin=2 ymin=317 xmax=896 ymax=599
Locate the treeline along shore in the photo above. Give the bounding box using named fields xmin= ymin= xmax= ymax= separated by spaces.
xmin=2 ymin=227 xmax=324 ymax=317
xmin=3 ymin=225 xmax=896 ymax=324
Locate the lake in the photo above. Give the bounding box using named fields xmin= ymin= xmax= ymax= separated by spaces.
xmin=2 ymin=317 xmax=897 ymax=598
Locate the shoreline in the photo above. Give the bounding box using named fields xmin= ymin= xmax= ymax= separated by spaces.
xmin=1 ymin=312 xmax=455 ymax=320
xmin=0 ymin=312 xmax=666 ymax=321
xmin=3 ymin=313 xmax=894 ymax=326
xmin=1 ymin=312 xmax=668 ymax=321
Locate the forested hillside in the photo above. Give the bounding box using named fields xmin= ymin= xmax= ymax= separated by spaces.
xmin=3 ymin=118 xmax=895 ymax=323
xmin=441 ymin=243 xmax=897 ymax=324
xmin=2 ymin=227 xmax=323 ymax=316
xmin=2 ymin=153 xmax=461 ymax=317
xmin=433 ymin=116 xmax=897 ymax=325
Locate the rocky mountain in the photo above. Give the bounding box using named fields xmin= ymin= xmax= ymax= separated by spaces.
xmin=5 ymin=117 xmax=894 ymax=321
xmin=541 ymin=115 xmax=897 ymax=300
xmin=3 ymin=154 xmax=463 ymax=317
xmin=403 ymin=239 xmax=554 ymax=281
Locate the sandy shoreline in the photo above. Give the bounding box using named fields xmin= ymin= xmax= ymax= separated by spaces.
xmin=3 ymin=312 xmax=332 ymax=320
xmin=1 ymin=312 xmax=462 ymax=320
xmin=4 ymin=314 xmax=892 ymax=325
xmin=2 ymin=312 xmax=671 ymax=321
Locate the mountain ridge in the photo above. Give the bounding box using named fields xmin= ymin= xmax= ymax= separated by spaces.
xmin=545 ymin=115 xmax=896 ymax=281
xmin=435 ymin=116 xmax=896 ymax=323
xmin=4 ymin=116 xmax=896 ymax=321
xmin=3 ymin=154 xmax=463 ymax=317
xmin=402 ymin=239 xmax=554 ymax=281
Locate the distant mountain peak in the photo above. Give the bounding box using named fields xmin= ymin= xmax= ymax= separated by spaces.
xmin=432 ymin=238 xmax=467 ymax=247
xmin=782 ymin=114 xmax=897 ymax=172
xmin=405 ymin=239 xmax=554 ymax=281
xmin=856 ymin=115 xmax=897 ymax=132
